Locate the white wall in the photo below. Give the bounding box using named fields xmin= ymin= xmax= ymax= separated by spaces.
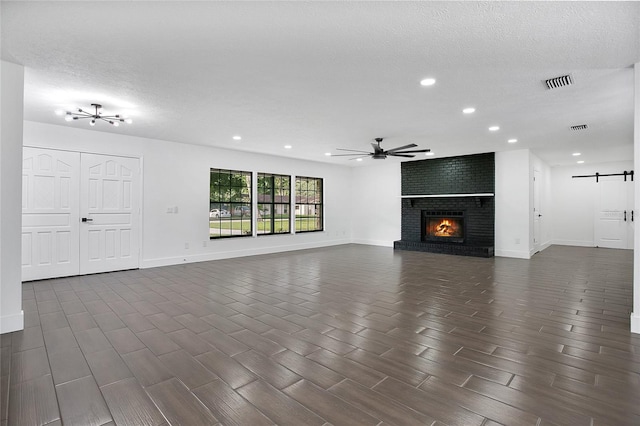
xmin=350 ymin=162 xmax=401 ymax=246
xmin=23 ymin=121 xmax=353 ymax=268
xmin=551 ymin=160 xmax=633 ymax=247
xmin=495 ymin=149 xmax=531 ymax=259
xmin=1 ymin=61 xmax=25 ymax=334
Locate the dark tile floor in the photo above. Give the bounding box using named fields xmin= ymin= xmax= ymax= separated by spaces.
xmin=2 ymin=244 xmax=639 ymax=425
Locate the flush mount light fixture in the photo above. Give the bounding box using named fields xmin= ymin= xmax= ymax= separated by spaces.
xmin=324 ymin=152 xmax=332 ymax=156
xmin=572 ymin=152 xmax=581 ymax=156
xmin=62 ymin=103 xmax=132 ymax=127
xmin=488 ymin=126 xmax=500 ymax=131
xmin=508 ymin=139 xmax=518 ymax=143
xmin=284 ymin=145 xmax=292 ymax=149
xmin=420 ymin=78 xmax=436 ymax=86
xmin=232 ymin=135 xmax=242 ymax=141
xmin=425 ymin=152 xmax=435 ymax=156
xmin=356 ymin=158 xmax=363 ymax=162
xmin=462 ymin=107 xmax=475 ymax=114
xmin=577 ymin=160 xmax=585 ymax=164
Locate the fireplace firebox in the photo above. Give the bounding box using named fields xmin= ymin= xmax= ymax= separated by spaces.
xmin=423 ymin=211 xmax=465 ymax=243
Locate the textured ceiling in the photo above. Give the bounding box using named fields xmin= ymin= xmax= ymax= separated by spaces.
xmin=2 ymin=1 xmax=639 ymax=166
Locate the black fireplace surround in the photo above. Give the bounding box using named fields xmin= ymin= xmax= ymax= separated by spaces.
xmin=394 ymin=153 xmax=495 ymax=257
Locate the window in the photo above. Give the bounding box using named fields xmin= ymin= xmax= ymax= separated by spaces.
xmin=257 ymin=173 xmax=291 ymax=235
xmin=209 ymin=169 xmax=252 ymax=238
xmin=295 ymin=176 xmax=323 ymax=232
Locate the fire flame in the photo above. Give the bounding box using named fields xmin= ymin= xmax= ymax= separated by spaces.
xmin=432 ymin=219 xmax=462 ymax=237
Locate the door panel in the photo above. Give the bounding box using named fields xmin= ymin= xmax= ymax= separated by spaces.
xmin=21 ymin=148 xmax=80 ymax=280
xmin=533 ymin=169 xmax=541 ymax=252
xmin=594 ymin=177 xmax=630 ymax=249
xmin=79 ymin=153 xmax=140 ymax=274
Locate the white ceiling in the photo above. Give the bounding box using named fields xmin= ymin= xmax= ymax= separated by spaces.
xmin=2 ymin=1 xmax=638 ymax=166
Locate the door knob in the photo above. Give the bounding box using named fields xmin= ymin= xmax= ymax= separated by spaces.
xmin=81 ymin=217 xmax=93 ymax=222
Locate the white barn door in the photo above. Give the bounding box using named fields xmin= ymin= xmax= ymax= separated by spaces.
xmin=22 ymin=148 xmax=80 ymax=281
xmin=22 ymin=148 xmax=140 ymax=281
xmin=80 ymin=154 xmax=140 ymax=274
xmin=594 ymin=176 xmax=632 ymax=249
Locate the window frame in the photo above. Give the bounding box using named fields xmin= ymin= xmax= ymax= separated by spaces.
xmin=209 ymin=168 xmax=253 ymax=239
xmin=295 ymin=176 xmax=323 ymax=233
xmin=257 ymin=173 xmax=291 ymax=236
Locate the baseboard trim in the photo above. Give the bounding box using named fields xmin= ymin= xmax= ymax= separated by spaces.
xmin=552 ymin=239 xmax=594 ymax=248
xmin=631 ymin=312 xmax=640 ymax=335
xmin=351 ymin=239 xmax=394 ymax=248
xmin=1 ymin=310 xmax=24 ymax=334
xmin=494 ymin=249 xmax=530 ymax=259
xmin=141 ymin=239 xmax=351 ymax=269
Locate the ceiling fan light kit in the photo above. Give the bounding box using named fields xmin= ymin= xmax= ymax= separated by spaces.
xmin=61 ymin=103 xmax=132 ymax=127
xmin=333 ymin=137 xmax=430 ymax=160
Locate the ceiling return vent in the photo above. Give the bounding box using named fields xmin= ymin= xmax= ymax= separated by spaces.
xmin=545 ymin=74 xmax=573 ymax=90
xmin=570 ymin=124 xmax=588 ymax=131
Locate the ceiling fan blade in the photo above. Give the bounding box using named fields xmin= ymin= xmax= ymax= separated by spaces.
xmin=386 ymin=144 xmax=417 ymax=153
xmin=388 ymin=153 xmax=415 ymax=158
xmin=391 ymin=148 xmax=431 ymax=154
xmin=335 ymin=148 xmax=371 ymax=153
xmin=371 ymin=142 xmax=384 ymax=154
xmin=331 ymin=153 xmax=372 ymax=157
xmin=349 ymin=155 xmax=370 ymax=160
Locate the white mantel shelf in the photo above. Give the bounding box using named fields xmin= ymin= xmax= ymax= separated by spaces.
xmin=400 ymin=193 xmax=494 ymax=198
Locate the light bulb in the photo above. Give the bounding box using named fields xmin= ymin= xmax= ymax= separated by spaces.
xmin=113 ymin=121 xmax=119 ymax=127
xmin=124 ymin=118 xmax=133 ymax=124
xmin=90 ymin=119 xmax=96 ymax=126
xmin=64 ymin=113 xmax=73 ymax=122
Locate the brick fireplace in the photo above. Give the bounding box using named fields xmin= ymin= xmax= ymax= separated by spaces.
xmin=394 ymin=153 xmax=495 ymax=257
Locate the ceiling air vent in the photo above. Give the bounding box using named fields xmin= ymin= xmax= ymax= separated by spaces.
xmin=545 ymin=74 xmax=573 ymax=90
xmin=570 ymin=124 xmax=588 ymax=131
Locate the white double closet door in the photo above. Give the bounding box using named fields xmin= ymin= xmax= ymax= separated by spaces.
xmin=22 ymin=147 xmax=141 ymax=281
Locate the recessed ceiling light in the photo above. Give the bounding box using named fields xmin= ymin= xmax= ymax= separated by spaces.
xmin=232 ymin=135 xmax=242 ymax=141
xmin=284 ymin=145 xmax=292 ymax=149
xmin=324 ymin=152 xmax=331 ymax=156
xmin=577 ymin=160 xmax=585 ymax=164
xmin=356 ymin=158 xmax=363 ymax=162
xmin=572 ymin=152 xmax=581 ymax=156
xmin=462 ymin=107 xmax=475 ymax=114
xmin=425 ymin=152 xmax=435 ymax=156
xmin=508 ymin=139 xmax=517 ymax=143
xmin=420 ymin=78 xmax=436 ymax=86
xmin=489 ymin=126 xmax=500 ymax=131
xmin=54 ymin=109 xmax=64 ymax=116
